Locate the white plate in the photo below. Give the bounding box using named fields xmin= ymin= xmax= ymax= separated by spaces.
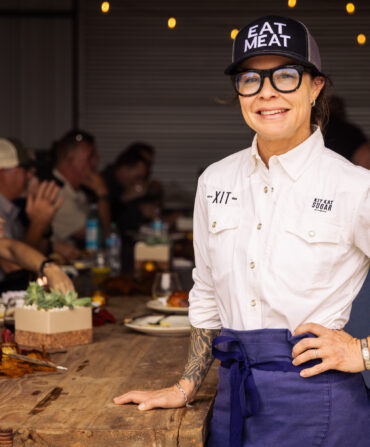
xmin=146 ymin=299 xmax=188 ymax=314
xmin=125 ymin=315 xmax=190 ymax=336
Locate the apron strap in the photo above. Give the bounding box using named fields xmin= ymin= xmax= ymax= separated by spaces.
xmin=212 ymin=335 xmax=320 ymax=447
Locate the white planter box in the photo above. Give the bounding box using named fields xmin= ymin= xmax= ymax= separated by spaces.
xmin=15 ymin=306 xmax=92 ymax=349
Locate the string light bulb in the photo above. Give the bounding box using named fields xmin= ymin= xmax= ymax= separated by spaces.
xmin=101 ymin=1 xmax=110 ymax=14
xmin=346 ymin=3 xmax=355 ymax=14
xmin=357 ymin=34 xmax=366 ymax=45
xmin=230 ymin=29 xmax=239 ymax=40
xmin=288 ymin=0 xmax=297 ymax=8
xmin=168 ymin=17 xmax=176 ymax=29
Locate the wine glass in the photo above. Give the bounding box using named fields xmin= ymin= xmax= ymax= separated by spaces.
xmin=152 ymin=272 xmax=182 ymax=301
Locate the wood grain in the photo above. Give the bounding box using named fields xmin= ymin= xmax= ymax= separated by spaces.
xmin=0 ymin=296 xmax=218 ymax=446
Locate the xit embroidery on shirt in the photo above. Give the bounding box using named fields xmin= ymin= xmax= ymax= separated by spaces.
xmin=207 ymin=191 xmax=238 ymax=205
xmin=312 ymin=198 xmax=334 ymax=213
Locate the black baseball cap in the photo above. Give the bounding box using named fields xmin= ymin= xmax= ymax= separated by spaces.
xmin=225 ymin=16 xmax=322 ymax=75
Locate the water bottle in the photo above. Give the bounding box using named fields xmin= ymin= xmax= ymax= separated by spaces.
xmin=151 ymin=218 xmax=164 ymax=239
xmin=106 ymin=222 xmax=122 ymax=276
xmin=85 ymin=203 xmax=101 ymax=252
xmin=150 ymin=211 xmax=169 ymax=244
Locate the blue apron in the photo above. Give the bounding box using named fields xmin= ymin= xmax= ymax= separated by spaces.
xmin=206 ymin=328 xmax=370 ymax=447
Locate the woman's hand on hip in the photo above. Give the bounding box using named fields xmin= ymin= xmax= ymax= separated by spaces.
xmin=292 ymin=322 xmax=364 ymax=378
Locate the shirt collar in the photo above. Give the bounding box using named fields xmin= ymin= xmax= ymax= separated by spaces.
xmin=53 ymin=169 xmax=67 ymax=185
xmin=247 ymin=127 xmax=325 ymax=181
xmin=53 ymin=169 xmax=79 ymax=198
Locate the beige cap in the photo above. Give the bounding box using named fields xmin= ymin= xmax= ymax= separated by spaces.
xmin=0 ymin=138 xmax=33 ymax=169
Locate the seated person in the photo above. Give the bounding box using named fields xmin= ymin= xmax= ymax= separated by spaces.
xmin=123 ymin=142 xmax=163 ymax=203
xmin=0 ymin=138 xmax=63 ymax=279
xmin=324 ymin=95 xmax=370 ymax=169
xmin=50 ymin=130 xmax=110 ymax=247
xmin=102 ymin=145 xmax=160 ymax=233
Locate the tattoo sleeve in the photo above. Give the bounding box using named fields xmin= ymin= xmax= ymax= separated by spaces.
xmin=181 ymin=325 xmax=220 ymax=395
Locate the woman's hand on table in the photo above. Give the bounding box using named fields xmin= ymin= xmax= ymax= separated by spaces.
xmin=113 ymin=380 xmax=194 ymax=411
xmin=292 ymin=322 xmax=364 ymax=378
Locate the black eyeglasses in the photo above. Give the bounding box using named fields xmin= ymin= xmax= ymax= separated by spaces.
xmin=232 ymin=64 xmax=307 ymax=97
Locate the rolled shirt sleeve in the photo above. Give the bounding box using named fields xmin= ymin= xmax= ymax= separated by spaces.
xmin=188 ymin=176 xmax=222 ymax=329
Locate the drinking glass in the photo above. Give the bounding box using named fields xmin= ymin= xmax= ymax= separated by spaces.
xmin=152 ymin=272 xmax=182 ymax=300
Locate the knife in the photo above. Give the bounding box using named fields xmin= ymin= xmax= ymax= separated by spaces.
xmin=6 ymin=353 xmax=68 ymax=371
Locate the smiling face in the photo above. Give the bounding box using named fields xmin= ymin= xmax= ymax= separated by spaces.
xmin=238 ymin=55 xmax=325 ymax=152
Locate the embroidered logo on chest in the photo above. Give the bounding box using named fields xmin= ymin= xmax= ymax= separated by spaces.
xmin=312 ymin=198 xmax=334 ymax=213
xmin=206 ymin=190 xmax=238 ymax=205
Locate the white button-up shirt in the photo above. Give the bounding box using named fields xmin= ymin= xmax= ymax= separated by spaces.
xmin=189 ymin=128 xmax=370 ymax=332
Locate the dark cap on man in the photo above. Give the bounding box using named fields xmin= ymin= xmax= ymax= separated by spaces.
xmin=225 ymin=15 xmax=322 ymax=75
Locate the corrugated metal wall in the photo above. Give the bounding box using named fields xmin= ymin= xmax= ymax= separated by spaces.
xmin=0 ymin=0 xmax=73 ymax=149
xmin=0 ymin=1 xmax=369 ymax=194
xmin=80 ymin=0 xmax=370 ymax=194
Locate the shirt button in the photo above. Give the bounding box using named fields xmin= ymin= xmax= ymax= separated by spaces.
xmin=250 ymin=261 xmax=255 ymax=269
xmin=264 ymin=186 xmax=268 ymax=194
xmin=308 ymin=230 xmax=315 ymax=237
xmin=212 ymin=221 xmax=216 ymax=228
xmin=250 ymin=299 xmax=256 ymax=307
xmin=257 ymin=223 xmax=262 ymax=230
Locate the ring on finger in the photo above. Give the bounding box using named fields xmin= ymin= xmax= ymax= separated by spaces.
xmin=314 ymin=348 xmax=319 ymax=359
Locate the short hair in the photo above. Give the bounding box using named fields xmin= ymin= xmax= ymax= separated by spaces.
xmin=52 ymin=129 xmax=95 ymax=167
xmin=124 ymin=142 xmax=155 ymax=158
xmin=114 ymin=149 xmax=148 ymax=169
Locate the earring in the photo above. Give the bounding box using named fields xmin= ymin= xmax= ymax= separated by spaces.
xmin=311 ymin=98 xmax=316 ymax=107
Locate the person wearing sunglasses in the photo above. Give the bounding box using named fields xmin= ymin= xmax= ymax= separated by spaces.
xmin=114 ymin=16 xmax=370 ymax=446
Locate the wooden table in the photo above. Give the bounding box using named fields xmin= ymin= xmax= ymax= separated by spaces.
xmin=0 ymin=296 xmax=218 ymax=446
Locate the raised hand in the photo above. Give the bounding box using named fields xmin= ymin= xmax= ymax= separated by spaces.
xmin=26 ymin=181 xmax=63 ymax=227
xmin=80 ymin=171 xmax=108 ymax=196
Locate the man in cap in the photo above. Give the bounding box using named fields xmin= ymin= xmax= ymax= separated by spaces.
xmin=0 ymin=138 xmax=62 ymax=277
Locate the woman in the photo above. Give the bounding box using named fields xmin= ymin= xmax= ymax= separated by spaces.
xmin=114 ymin=16 xmax=370 ymax=446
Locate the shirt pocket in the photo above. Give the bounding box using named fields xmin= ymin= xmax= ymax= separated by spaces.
xmin=285 ymin=220 xmax=341 ymax=245
xmin=208 ymin=209 xmax=241 ymax=234
xmin=208 ymin=207 xmax=241 ymax=277
xmin=276 ymin=218 xmax=342 ymax=288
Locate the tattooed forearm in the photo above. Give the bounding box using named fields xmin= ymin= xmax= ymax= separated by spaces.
xmin=181 ymin=325 xmax=220 ymax=396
